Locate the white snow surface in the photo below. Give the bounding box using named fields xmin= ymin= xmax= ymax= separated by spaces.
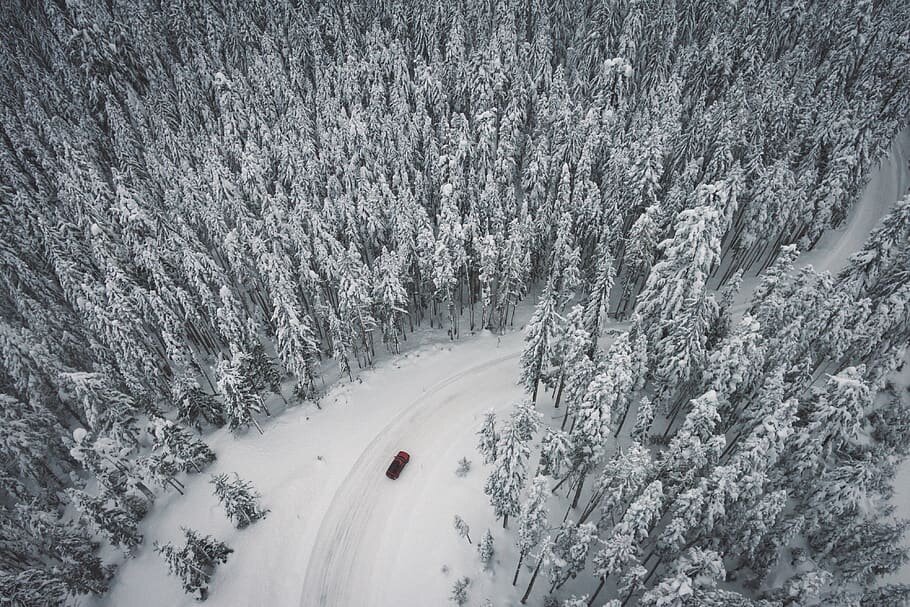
xmin=97 ymin=129 xmax=910 ymax=607
xmin=96 ymin=328 xmax=532 ymax=607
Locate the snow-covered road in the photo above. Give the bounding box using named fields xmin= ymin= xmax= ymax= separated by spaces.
xmin=299 ymin=346 xmax=523 ymax=606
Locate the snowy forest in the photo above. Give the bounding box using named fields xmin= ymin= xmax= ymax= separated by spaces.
xmin=1 ymin=0 xmax=910 ymax=605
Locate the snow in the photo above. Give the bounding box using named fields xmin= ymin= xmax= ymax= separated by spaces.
xmin=729 ymin=127 xmax=910 ymax=319
xmin=798 ymin=128 xmax=910 ymax=275
xmin=97 ymin=128 xmax=910 ymax=606
xmin=94 ymin=326 xmax=532 ymax=607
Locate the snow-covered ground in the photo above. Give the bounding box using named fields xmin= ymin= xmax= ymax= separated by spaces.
xmin=95 ymin=325 xmax=534 ymax=607
xmin=97 ymin=130 xmax=910 ymax=607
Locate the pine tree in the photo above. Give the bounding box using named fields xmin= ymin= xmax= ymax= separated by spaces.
xmin=632 ymin=181 xmax=730 ymax=395
xmin=66 ymin=488 xmax=142 ymax=552
xmin=155 ymin=527 xmax=232 ymax=600
xmin=520 ymin=279 xmax=561 ymax=402
xmin=0 ymin=567 xmax=71 ymax=607
xmin=450 ymin=576 xmax=470 ymax=605
xmin=789 ymin=366 xmax=871 ymax=476
xmin=513 ymin=476 xmax=549 ymax=585
xmin=210 ymin=473 xmax=269 ymax=529
xmin=373 ymin=248 xmax=409 ymax=353
xmin=630 ymin=396 xmax=655 ymax=443
xmin=583 ymin=235 xmax=617 ymax=350
xmin=484 ymin=420 xmax=530 ymax=529
xmin=217 ymin=348 xmax=270 ymax=434
xmin=478 ymin=529 xmax=495 ymax=569
xmin=453 ymin=515 xmax=472 ymax=544
xmin=477 ymin=410 xmax=499 ymax=465
xmin=545 ymin=520 xmax=597 ymax=592
xmin=172 ymin=374 xmax=225 ymax=432
xmin=510 ymin=399 xmax=542 ymax=442
xmin=538 ymin=428 xmax=573 ymax=479
xmin=151 ymin=418 xmax=216 ymax=473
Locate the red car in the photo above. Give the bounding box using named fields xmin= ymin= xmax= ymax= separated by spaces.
xmin=385 ymin=451 xmax=410 ymax=479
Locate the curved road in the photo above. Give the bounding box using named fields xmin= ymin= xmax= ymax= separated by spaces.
xmin=300 ymin=349 xmax=522 ymax=607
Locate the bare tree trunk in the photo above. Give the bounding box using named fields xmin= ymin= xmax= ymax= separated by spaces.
xmin=554 ymin=373 xmax=565 ymax=408
xmin=571 ymin=470 xmax=587 ymax=509
xmin=587 ymin=576 xmax=606 ymax=606
xmin=520 ymin=554 xmax=544 ymax=604
xmin=512 ymin=552 xmax=525 ymax=586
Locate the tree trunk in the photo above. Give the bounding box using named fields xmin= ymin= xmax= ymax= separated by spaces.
xmin=643 ymin=556 xmax=663 ymax=587
xmin=512 ymin=551 xmax=525 ymax=586
xmin=554 ymin=373 xmax=565 ymax=408
xmin=520 ymin=554 xmax=544 ymax=604
xmin=620 ymin=580 xmax=640 ymax=607
xmin=560 ymin=402 xmax=571 ymax=431
xmin=571 ymin=471 xmax=587 ymax=509
xmin=587 ymin=576 xmax=606 ymax=606
xmin=614 ymin=399 xmax=632 ymax=438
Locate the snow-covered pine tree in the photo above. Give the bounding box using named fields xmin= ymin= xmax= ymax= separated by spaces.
xmin=0 ymin=502 xmax=115 ymax=597
xmin=589 ymin=530 xmax=641 ymax=606
xmin=538 ymin=427 xmax=573 ymax=479
xmin=553 ymin=307 xmax=596 ymax=426
xmin=478 ymin=529 xmax=495 ymax=569
xmin=477 ymin=410 xmax=499 ymax=465
xmin=484 ymin=420 xmax=530 ymax=529
xmin=631 ymin=181 xmax=730 ymax=399
xmin=449 ymin=576 xmax=470 ymax=605
xmin=545 ymin=520 xmax=597 ymax=592
xmin=0 ymin=567 xmax=71 ymax=606
xmin=453 ymin=515 xmax=472 ymax=544
xmin=217 ymin=348 xmax=270 ymax=434
xmin=513 ymin=476 xmax=549 ymax=586
xmin=583 ymin=235 xmax=616 ymax=352
xmin=579 ymin=442 xmax=653 ymax=526
xmin=171 ymin=374 xmax=225 ymax=432
xmin=520 ymin=278 xmax=560 ymax=402
xmin=788 ymin=366 xmax=870 ymax=476
xmin=510 ymin=399 xmax=542 ymax=443
xmin=630 ymin=396 xmax=655 ymax=443
xmin=151 ymin=418 xmax=216 ymax=473
xmin=65 ymin=488 xmax=142 ymax=552
xmin=210 ymin=473 xmax=269 ymax=529
xmin=373 ymin=247 xmax=409 ymax=353
xmin=155 ymin=527 xmax=232 ymax=600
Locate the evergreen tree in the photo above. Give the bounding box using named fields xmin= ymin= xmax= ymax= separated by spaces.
xmin=478 ymin=529 xmax=495 ymax=570
xmin=453 ymin=515 xmax=472 ymax=544
xmin=172 ymin=374 xmax=225 ymax=432
xmin=520 ymin=279 xmax=561 ymax=401
xmin=545 ymin=520 xmax=597 ymax=592
xmin=477 ymin=410 xmax=499 ymax=465
xmin=217 ymin=349 xmax=270 ymax=434
xmin=484 ymin=420 xmax=530 ymax=529
xmin=513 ymin=476 xmax=549 ymax=585
xmin=450 ymin=576 xmax=470 ymax=605
xmin=538 ymin=428 xmax=573 ymax=479
xmin=66 ymin=488 xmax=142 ymax=552
xmin=632 ymin=181 xmax=731 ymax=395
xmin=155 ymin=527 xmax=232 ymax=600
xmin=583 ymin=235 xmax=617 ymax=350
xmin=151 ymin=418 xmax=216 ymax=473
xmin=210 ymin=473 xmax=269 ymax=529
